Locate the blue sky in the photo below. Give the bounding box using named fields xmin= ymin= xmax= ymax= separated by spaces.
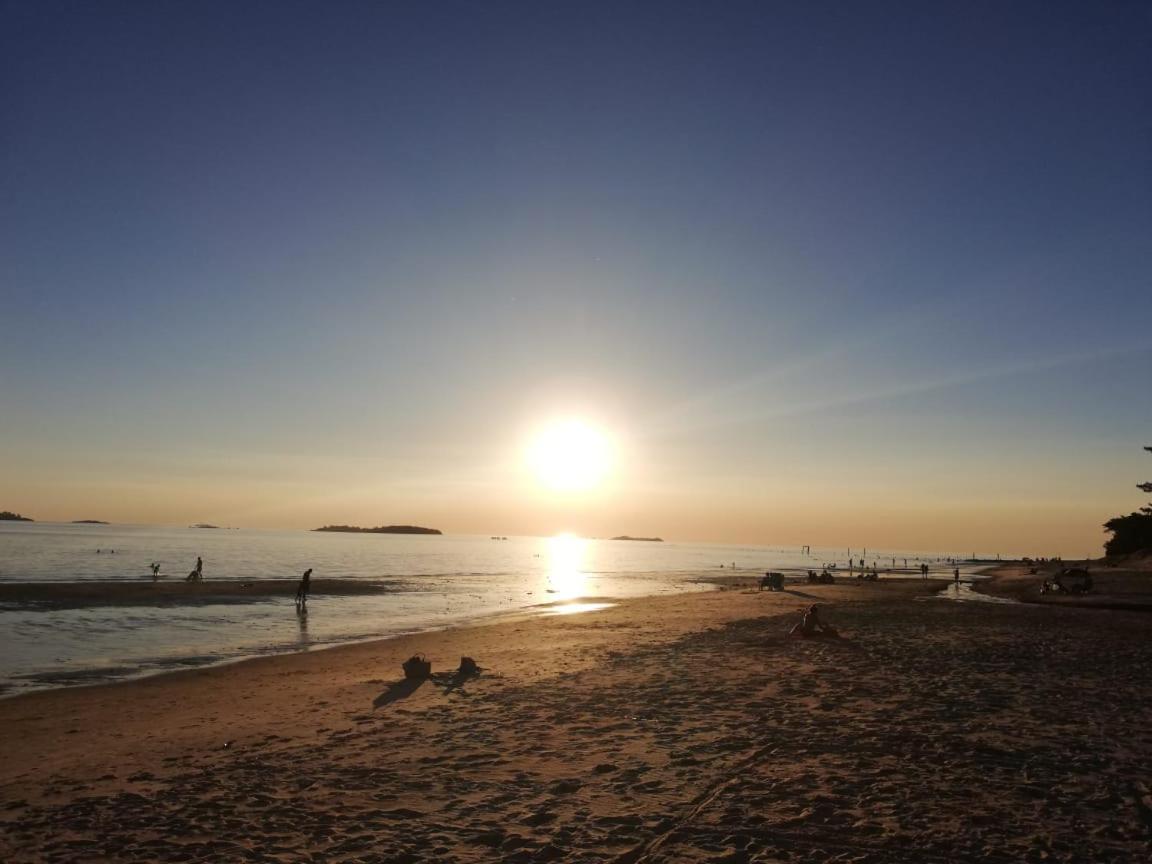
xmin=2 ymin=1 xmax=1149 ymax=554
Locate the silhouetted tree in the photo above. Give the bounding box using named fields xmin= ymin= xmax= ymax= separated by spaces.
xmin=1103 ymin=445 xmax=1152 ymax=557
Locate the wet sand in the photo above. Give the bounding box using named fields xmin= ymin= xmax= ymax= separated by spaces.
xmin=2 ymin=578 xmax=1151 ymax=862
xmin=0 ymin=578 xmax=400 ymax=608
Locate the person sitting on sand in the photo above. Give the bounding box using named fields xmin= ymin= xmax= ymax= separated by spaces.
xmin=789 ymin=604 xmax=839 ymax=639
xmin=295 ymin=568 xmax=313 ymax=606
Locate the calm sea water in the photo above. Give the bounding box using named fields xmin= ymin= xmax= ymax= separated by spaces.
xmin=0 ymin=523 xmax=973 ymax=696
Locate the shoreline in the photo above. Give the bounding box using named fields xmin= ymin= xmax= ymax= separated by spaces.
xmin=0 ymin=579 xmax=928 ymax=760
xmin=0 ymin=583 xmax=863 ymax=787
xmin=0 ymin=572 xmax=947 ymax=698
xmin=0 ymin=573 xmax=725 ymax=699
xmin=0 ymin=595 xmax=635 ymax=700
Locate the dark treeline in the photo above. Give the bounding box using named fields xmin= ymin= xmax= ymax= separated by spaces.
xmin=1103 ymin=446 xmax=1152 ymax=557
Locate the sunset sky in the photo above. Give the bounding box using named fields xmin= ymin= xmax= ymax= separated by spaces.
xmin=2 ymin=2 xmax=1150 ymax=556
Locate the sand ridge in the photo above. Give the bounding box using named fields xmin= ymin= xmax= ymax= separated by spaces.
xmin=0 ymin=578 xmax=403 ymax=609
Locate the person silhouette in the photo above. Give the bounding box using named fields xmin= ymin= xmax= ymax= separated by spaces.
xmin=789 ymin=604 xmax=839 ymax=639
xmin=295 ymin=568 xmax=313 ymax=606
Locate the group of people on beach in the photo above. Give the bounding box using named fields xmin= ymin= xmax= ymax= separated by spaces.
xmin=783 ymin=559 xmax=973 ymax=638
xmin=159 ymin=555 xmax=314 ymax=609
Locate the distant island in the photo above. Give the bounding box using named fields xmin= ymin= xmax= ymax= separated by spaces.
xmin=72 ymin=520 xmax=109 ymax=524
xmin=192 ymin=523 xmax=221 ymax=529
xmin=612 ymin=535 xmax=664 ymax=542
xmin=315 ymin=525 xmax=443 ymax=535
xmin=0 ymin=511 xmax=33 ymax=522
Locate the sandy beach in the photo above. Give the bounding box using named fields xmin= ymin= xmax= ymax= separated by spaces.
xmin=2 ymin=576 xmax=1151 ymax=863
xmin=980 ymin=553 xmax=1152 ymax=611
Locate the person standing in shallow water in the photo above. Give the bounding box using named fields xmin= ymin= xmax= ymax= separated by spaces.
xmin=186 ymin=556 xmax=203 ymax=583
xmin=295 ymin=568 xmax=313 ymax=607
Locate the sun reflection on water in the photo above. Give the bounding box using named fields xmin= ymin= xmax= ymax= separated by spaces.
xmin=546 ymin=534 xmax=588 ymax=602
xmin=541 ymin=602 xmax=614 ymax=616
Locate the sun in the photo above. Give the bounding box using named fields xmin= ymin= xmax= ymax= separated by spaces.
xmin=526 ymin=419 xmax=614 ymax=492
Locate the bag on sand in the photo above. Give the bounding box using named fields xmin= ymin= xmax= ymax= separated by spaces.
xmin=458 ymin=656 xmax=479 ymax=676
xmin=402 ymin=654 xmax=431 ymax=680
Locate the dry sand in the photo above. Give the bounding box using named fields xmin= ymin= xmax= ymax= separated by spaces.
xmin=2 ymin=577 xmax=1151 ymax=863
xmin=979 ymin=554 xmax=1152 ymax=611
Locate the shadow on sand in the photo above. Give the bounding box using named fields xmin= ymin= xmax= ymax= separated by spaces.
xmin=783 ymin=589 xmax=821 ymax=599
xmin=373 ymin=677 xmax=426 ymax=708
xmin=372 ymin=667 xmax=481 ymax=709
xmin=434 ymin=667 xmax=480 ymax=695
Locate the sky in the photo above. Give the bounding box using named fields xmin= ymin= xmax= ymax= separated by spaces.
xmin=2 ymin=1 xmax=1150 ymax=556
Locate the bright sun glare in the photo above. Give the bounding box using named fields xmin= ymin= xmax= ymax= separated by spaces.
xmin=526 ymin=419 xmax=613 ymax=492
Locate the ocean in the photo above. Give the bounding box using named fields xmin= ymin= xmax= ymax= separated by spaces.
xmin=0 ymin=522 xmax=975 ymax=696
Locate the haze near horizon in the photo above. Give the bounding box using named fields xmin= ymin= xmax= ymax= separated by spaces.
xmin=2 ymin=2 xmax=1150 ymax=557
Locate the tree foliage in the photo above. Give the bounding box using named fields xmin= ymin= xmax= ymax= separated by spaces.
xmin=1104 ymin=511 xmax=1152 ymax=557
xmin=1103 ymin=446 xmax=1152 ymax=557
